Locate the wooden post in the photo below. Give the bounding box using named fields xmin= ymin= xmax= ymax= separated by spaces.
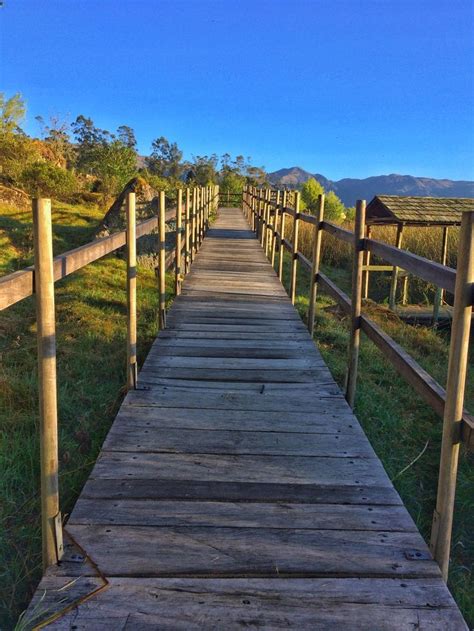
xmin=259 ymin=190 xmax=265 ymax=246
xmin=264 ymin=189 xmax=271 ymax=257
xmin=389 ymin=223 xmax=404 ymax=310
xmin=191 ymin=188 xmax=196 ymax=262
xmin=185 ymin=188 xmax=191 ymax=273
xmin=199 ymin=187 xmax=204 ymax=246
xmin=289 ymin=191 xmax=301 ymax=304
xmin=251 ymin=187 xmax=256 ymax=232
xmin=158 ymin=191 xmax=166 ymax=329
xmin=175 ymin=189 xmax=182 ymax=295
xmin=32 ymin=198 xmax=63 ymax=570
xmin=278 ymin=190 xmax=287 ymax=282
xmin=433 ymin=226 xmax=449 ymax=326
xmin=271 ymin=190 xmax=281 ymax=267
xmin=430 ymin=211 xmax=473 ymax=580
xmin=362 ymin=224 xmax=372 ymax=299
xmin=126 ymin=193 xmax=137 ymax=390
xmin=345 ymin=200 xmax=366 ymax=408
xmin=308 ymin=194 xmax=325 ymax=336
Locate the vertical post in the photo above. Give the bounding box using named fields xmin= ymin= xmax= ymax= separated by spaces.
xmin=259 ymin=190 xmax=265 ymax=246
xmin=308 ymin=194 xmax=325 ymax=336
xmin=126 ymin=192 xmax=137 ymax=390
xmin=345 ymin=199 xmax=366 ymax=408
xmin=185 ymin=188 xmax=191 ymax=273
xmin=430 ymin=212 xmax=473 ymax=580
xmin=289 ymin=191 xmax=301 ymax=304
xmin=389 ymin=223 xmax=404 ymax=310
xmin=32 ymin=197 xmax=63 ymax=570
xmin=158 ymin=191 xmax=166 ymax=329
xmin=433 ymin=226 xmax=449 ymax=326
xmin=362 ymin=224 xmax=372 ymax=299
xmin=199 ymin=187 xmax=204 ymax=247
xmin=191 ymin=188 xmax=196 ymax=262
xmin=271 ymin=190 xmax=281 ymax=267
xmin=175 ymin=189 xmax=182 ymax=295
xmin=278 ymin=190 xmax=287 ymax=282
xmin=251 ymin=187 xmax=256 ymax=232
xmin=264 ymin=189 xmax=271 ymax=257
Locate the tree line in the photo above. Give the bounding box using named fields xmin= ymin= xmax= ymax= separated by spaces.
xmin=0 ymin=92 xmax=350 ymax=221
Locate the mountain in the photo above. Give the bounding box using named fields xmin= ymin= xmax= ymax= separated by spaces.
xmin=267 ymin=167 xmax=474 ymax=207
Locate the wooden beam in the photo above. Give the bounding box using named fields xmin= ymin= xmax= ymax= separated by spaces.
xmin=32 ymin=198 xmax=63 ymax=570
xmin=308 ymin=195 xmax=325 ymax=336
xmin=389 ymin=224 xmax=404 ymax=310
xmin=158 ymin=192 xmax=167 ymax=329
xmin=126 ymin=193 xmax=137 ymax=391
xmin=345 ymin=200 xmax=366 ymax=408
xmin=289 ymin=192 xmax=301 ymax=305
xmin=175 ymin=190 xmax=183 ymax=295
xmin=431 ymin=211 xmax=474 ymax=580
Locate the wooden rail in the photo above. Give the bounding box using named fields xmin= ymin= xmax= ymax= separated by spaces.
xmin=1 ymin=184 xmax=219 ymax=569
xmin=244 ymin=185 xmax=473 ymax=581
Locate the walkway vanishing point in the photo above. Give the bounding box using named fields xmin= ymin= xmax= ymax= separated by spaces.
xmin=27 ymin=206 xmax=467 ymax=629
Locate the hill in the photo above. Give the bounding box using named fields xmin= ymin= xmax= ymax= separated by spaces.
xmin=267 ymin=167 xmax=474 ymax=206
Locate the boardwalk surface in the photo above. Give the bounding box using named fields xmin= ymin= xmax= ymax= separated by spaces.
xmin=27 ymin=208 xmax=467 ymax=629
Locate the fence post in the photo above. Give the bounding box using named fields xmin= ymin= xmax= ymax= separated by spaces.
xmin=185 ymin=188 xmax=191 ymax=273
xmin=271 ymin=190 xmax=281 ymax=267
xmin=430 ymin=210 xmax=473 ymax=580
xmin=308 ymin=194 xmax=325 ymax=336
xmin=289 ymin=191 xmax=301 ymax=304
xmin=389 ymin=222 xmax=404 ymax=310
xmin=32 ymin=197 xmax=63 ymax=570
xmin=345 ymin=199 xmax=366 ymax=408
xmin=158 ymin=191 xmax=166 ymax=329
xmin=264 ymin=189 xmax=271 ymax=256
xmin=251 ymin=187 xmax=256 ymax=232
xmin=432 ymin=226 xmax=449 ymax=326
xmin=175 ymin=189 xmax=183 ymax=295
xmin=278 ymin=190 xmax=287 ymax=282
xmin=126 ymin=192 xmax=137 ymax=390
xmin=191 ymin=188 xmax=196 ymax=262
xmin=362 ymin=224 xmax=372 ymax=299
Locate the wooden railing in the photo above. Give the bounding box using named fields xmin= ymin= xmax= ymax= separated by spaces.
xmin=243 ymin=185 xmax=473 ymax=581
xmin=0 ymin=184 xmax=219 ymax=570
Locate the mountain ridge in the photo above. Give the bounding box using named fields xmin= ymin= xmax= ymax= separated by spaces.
xmin=267 ymin=166 xmax=474 ymax=206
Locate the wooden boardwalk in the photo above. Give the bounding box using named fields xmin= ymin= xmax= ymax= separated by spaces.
xmin=27 ymin=208 xmax=467 ymax=629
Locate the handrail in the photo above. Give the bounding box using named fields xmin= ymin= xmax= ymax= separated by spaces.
xmin=243 ymin=184 xmax=473 ymax=582
xmin=1 ymin=184 xmax=219 ymax=571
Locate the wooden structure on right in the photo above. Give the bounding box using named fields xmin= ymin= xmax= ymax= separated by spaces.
xmin=363 ymin=195 xmax=474 ymax=322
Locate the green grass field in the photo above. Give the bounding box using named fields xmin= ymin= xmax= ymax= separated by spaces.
xmin=1 ymin=204 xmax=472 ymax=627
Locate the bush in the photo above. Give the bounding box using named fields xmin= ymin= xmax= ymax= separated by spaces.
xmin=21 ymin=161 xmax=78 ymax=199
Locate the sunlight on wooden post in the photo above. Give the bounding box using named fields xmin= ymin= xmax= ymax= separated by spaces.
xmin=185 ymin=188 xmax=191 ymax=273
xmin=362 ymin=224 xmax=372 ymax=299
xmin=126 ymin=192 xmax=137 ymax=390
xmin=389 ymin=223 xmax=404 ymax=310
xmin=259 ymin=190 xmax=265 ymax=246
xmin=158 ymin=191 xmax=166 ymax=329
xmin=251 ymin=187 xmax=256 ymax=232
xmin=308 ymin=194 xmax=325 ymax=336
xmin=271 ymin=190 xmax=281 ymax=267
xmin=175 ymin=189 xmax=183 ymax=295
xmin=430 ymin=210 xmax=474 ymax=580
xmin=33 ymin=197 xmax=63 ymax=570
xmin=191 ymin=187 xmax=196 ymax=262
xmin=345 ymin=199 xmax=366 ymax=408
xmin=289 ymin=191 xmax=301 ymax=304
xmin=278 ymin=190 xmax=287 ymax=282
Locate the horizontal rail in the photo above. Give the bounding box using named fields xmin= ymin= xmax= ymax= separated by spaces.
xmin=0 ymin=210 xmax=174 ymax=312
xmin=366 ymin=237 xmax=457 ymax=295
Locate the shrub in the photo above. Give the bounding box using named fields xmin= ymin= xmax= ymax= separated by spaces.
xmin=21 ymin=161 xmax=78 ymax=199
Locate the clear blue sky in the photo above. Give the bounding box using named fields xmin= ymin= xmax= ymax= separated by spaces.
xmin=1 ymin=0 xmax=473 ymax=180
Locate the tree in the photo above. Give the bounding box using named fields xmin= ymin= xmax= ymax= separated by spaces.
xmin=117 ymin=125 xmax=137 ymax=149
xmin=188 ymin=154 xmax=218 ymax=185
xmin=301 ymin=178 xmax=324 ymax=212
xmin=0 ymin=92 xmax=26 ymax=134
xmin=325 ymin=190 xmax=346 ymax=222
xmin=146 ymin=136 xmax=183 ymax=179
xmin=35 ymin=115 xmax=75 ymax=168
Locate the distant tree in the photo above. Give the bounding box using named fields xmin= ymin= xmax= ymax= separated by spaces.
xmin=301 ymin=178 xmax=324 ymax=212
xmin=0 ymin=92 xmax=26 ymax=134
xmin=189 ymin=155 xmax=218 ymax=185
xmin=325 ymin=190 xmax=346 ymax=222
xmin=245 ymin=165 xmax=268 ymax=187
xmin=146 ymin=136 xmax=183 ymax=179
xmin=117 ymin=125 xmax=137 ymax=149
xmin=35 ymin=115 xmax=75 ymax=168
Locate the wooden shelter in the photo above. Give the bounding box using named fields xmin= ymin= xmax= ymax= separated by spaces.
xmin=363 ymin=195 xmax=474 ymax=318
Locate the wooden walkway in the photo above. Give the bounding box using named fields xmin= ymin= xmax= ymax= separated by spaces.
xmin=27 ymin=208 xmax=467 ymax=629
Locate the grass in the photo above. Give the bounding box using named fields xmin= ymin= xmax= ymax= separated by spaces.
xmin=278 ymin=252 xmax=473 ymax=625
xmin=0 ymin=200 xmax=174 ymax=628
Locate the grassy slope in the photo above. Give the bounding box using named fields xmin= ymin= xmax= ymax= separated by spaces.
xmin=0 ymin=202 xmax=173 ymax=628
xmin=280 ymin=257 xmax=473 ymax=625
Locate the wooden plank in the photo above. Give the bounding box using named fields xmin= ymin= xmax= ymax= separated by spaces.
xmin=26 ymin=576 xmax=468 ymax=631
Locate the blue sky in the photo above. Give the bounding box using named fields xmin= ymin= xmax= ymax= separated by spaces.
xmin=1 ymin=0 xmax=473 ymax=180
